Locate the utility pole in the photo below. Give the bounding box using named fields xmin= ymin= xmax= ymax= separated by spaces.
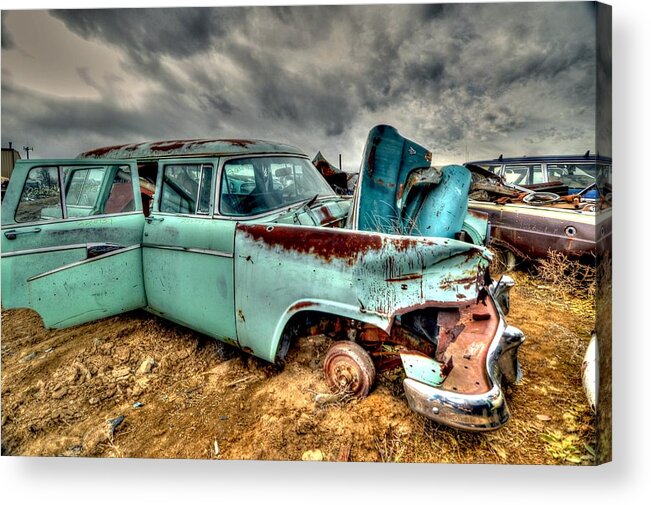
xmin=339 ymin=154 xmax=342 ymax=171
xmin=23 ymin=146 xmax=33 ymax=159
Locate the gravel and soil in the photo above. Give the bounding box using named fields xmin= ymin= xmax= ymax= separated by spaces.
xmin=1 ymin=271 xmax=597 ymax=464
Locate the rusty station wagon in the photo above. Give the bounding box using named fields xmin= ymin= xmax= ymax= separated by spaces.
xmin=465 ymin=156 xmax=611 ymax=264
xmin=1 ymin=126 xmax=525 ymax=431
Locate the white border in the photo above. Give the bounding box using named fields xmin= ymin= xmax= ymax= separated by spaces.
xmin=0 ymin=1 xmax=648 ymax=504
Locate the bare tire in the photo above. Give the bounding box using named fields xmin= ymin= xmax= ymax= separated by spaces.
xmin=493 ymin=248 xmax=517 ymax=272
xmin=323 ymin=341 xmax=376 ymax=398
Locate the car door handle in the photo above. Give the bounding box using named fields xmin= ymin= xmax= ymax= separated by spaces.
xmin=86 ymin=243 xmax=123 ymax=258
xmin=4 ymin=228 xmax=41 ymax=240
xmin=145 ymin=216 xmax=164 ymax=224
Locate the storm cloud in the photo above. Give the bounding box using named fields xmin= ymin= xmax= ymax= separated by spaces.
xmin=2 ymin=3 xmax=602 ymax=168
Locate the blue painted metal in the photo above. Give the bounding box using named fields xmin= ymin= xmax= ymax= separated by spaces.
xmin=1 ymin=129 xmax=527 ymax=432
xmin=351 ymin=124 xmax=432 ymax=234
xmin=407 ymin=165 xmax=471 ymax=238
xmin=1 ymin=159 xmax=146 ymax=327
xmin=400 ymin=351 xmax=447 ymax=387
xmin=350 ymin=124 xmax=481 ymax=243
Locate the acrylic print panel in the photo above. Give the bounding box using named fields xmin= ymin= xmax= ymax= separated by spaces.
xmin=0 ymin=2 xmax=611 ymax=465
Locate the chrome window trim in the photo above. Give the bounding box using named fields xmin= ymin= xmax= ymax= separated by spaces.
xmin=156 ymin=161 xmax=215 ymax=217
xmin=1 ymin=211 xmax=143 ymax=230
xmin=58 ymin=165 xmax=68 ymax=219
xmin=148 ymin=212 xmax=215 ymax=220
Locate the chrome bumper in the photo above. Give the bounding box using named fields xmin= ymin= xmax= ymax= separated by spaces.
xmin=403 ymin=321 xmax=525 ymax=432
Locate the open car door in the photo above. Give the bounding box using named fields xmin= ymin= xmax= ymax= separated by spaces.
xmin=1 ymin=159 xmax=146 ymax=328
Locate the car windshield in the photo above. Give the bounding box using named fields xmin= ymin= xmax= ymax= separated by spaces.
xmin=220 ymin=156 xmax=335 ymax=216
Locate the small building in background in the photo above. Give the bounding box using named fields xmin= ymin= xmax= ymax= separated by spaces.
xmin=2 ymin=142 xmax=22 ymax=199
xmin=2 ymin=142 xmax=22 ymax=179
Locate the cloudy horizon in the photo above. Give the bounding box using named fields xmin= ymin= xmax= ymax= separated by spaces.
xmin=2 ymin=3 xmax=602 ymax=171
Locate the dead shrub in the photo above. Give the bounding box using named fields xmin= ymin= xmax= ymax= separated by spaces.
xmin=535 ymin=250 xmax=596 ymax=299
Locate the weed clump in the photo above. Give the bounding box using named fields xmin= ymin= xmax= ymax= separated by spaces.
xmin=535 ymin=250 xmax=596 ymax=299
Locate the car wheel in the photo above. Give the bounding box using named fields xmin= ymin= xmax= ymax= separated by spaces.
xmin=492 ymin=247 xmax=518 ymax=272
xmin=323 ymin=341 xmax=376 ymax=398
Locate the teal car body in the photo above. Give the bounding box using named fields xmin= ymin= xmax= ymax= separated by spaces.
xmin=1 ymin=129 xmax=524 ymax=431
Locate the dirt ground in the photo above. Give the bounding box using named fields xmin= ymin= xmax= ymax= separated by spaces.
xmin=1 ymin=270 xmax=597 ymax=464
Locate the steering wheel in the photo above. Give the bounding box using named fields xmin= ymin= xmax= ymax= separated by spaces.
xmin=522 ymin=192 xmax=560 ymax=206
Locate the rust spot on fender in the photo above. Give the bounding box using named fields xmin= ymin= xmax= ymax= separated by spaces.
xmin=289 ymin=301 xmax=317 ymax=312
xmin=238 ymin=224 xmax=384 ymax=265
xmin=396 ymin=183 xmax=405 ymax=202
xmin=385 ymin=273 xmax=423 ymax=282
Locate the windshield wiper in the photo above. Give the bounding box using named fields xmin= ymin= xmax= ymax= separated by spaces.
xmin=274 ymin=194 xmax=320 ymax=221
xmin=304 ymin=193 xmax=319 ymax=208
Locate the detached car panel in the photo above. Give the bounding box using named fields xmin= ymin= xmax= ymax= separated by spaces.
xmin=1 ymin=130 xmax=524 ymax=431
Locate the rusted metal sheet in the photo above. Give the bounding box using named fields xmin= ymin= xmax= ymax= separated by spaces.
xmin=272 ymin=198 xmax=351 ymax=228
xmin=402 ymin=299 xmax=525 ymax=431
xmin=469 ymin=200 xmax=599 ymax=259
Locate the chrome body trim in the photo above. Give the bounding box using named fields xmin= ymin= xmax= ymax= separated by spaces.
xmin=1 ymin=243 xmax=87 ymax=258
xmin=27 ymin=244 xmax=142 ymax=282
xmin=402 ymin=294 xmax=525 ymax=431
xmin=142 ymin=243 xmax=233 ymax=258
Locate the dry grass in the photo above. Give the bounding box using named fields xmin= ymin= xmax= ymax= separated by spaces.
xmin=535 ymin=250 xmax=596 ymax=299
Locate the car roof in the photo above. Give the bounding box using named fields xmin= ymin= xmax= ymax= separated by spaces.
xmin=467 ymin=154 xmax=612 ymax=165
xmin=77 ymin=138 xmax=306 ymax=161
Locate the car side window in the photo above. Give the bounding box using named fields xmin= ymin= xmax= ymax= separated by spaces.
xmin=14 ymin=164 xmax=135 ymax=222
xmin=160 ymin=164 xmax=213 ymax=215
xmin=64 ymin=165 xmax=136 ymax=217
xmin=66 ymin=168 xmax=104 ymax=207
xmin=547 ymin=165 xmax=566 ymax=182
xmin=63 ymin=167 xmax=106 ymax=217
xmin=503 ymin=164 xmax=530 ymax=185
xmin=503 ymin=164 xmax=541 ymax=185
xmin=547 ymin=163 xmax=596 ymax=190
xmin=15 ymin=166 xmax=62 ymax=223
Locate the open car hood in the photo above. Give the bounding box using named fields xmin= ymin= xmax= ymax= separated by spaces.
xmin=348 ymin=125 xmax=487 ymax=246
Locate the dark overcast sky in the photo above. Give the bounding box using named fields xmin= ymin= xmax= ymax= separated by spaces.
xmin=1 ymin=2 xmax=602 ymax=170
